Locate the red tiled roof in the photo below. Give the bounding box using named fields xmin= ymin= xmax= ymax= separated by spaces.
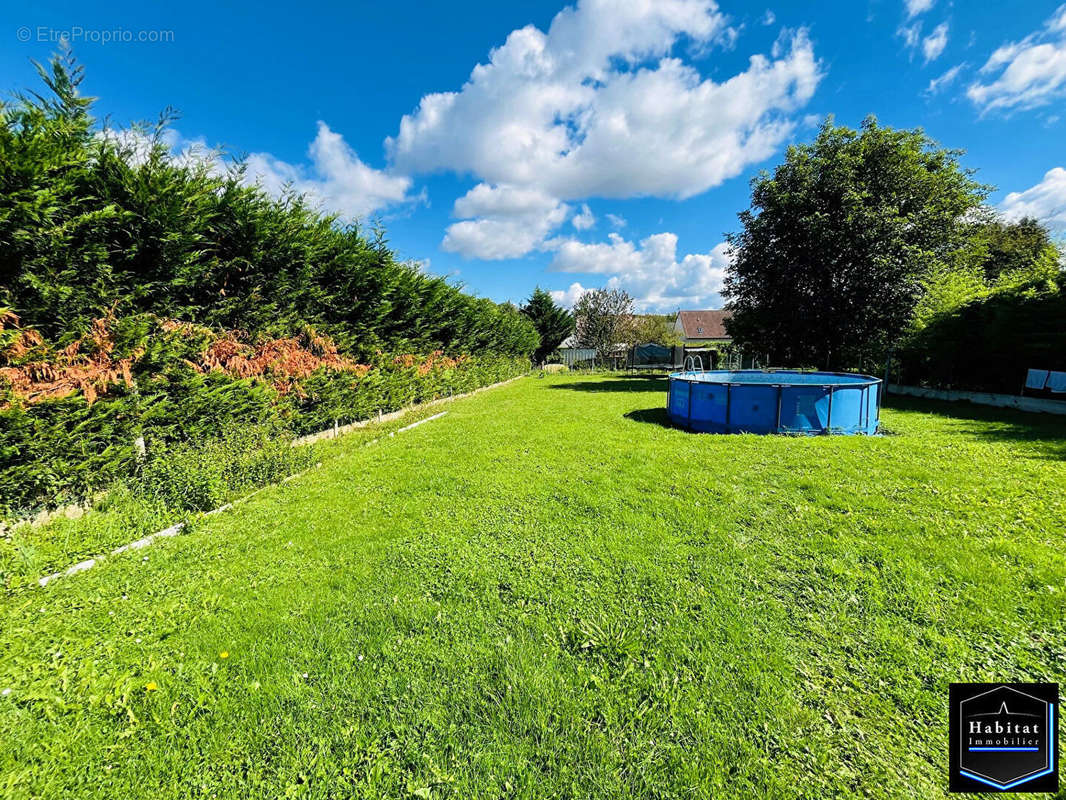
xmin=677 ymin=310 xmax=731 ymax=339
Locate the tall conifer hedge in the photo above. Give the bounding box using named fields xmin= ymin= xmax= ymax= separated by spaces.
xmin=0 ymin=53 xmax=536 ymax=515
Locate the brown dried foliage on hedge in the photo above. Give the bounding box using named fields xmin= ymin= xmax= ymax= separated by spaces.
xmin=0 ymin=313 xmax=138 ymax=406
xmin=393 ymin=350 xmax=467 ymax=375
xmin=0 ymin=314 xmax=372 ymax=408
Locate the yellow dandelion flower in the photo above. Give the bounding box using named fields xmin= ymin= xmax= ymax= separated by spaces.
xmin=219 ymin=651 xmax=229 ymax=659
xmin=145 ymin=682 xmax=158 ymax=691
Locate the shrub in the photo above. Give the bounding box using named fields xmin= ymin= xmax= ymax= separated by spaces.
xmin=897 ymin=272 xmax=1066 ymax=393
xmin=133 ymin=424 xmax=316 ymax=512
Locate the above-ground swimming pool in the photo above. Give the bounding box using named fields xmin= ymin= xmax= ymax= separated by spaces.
xmin=667 ymin=370 xmax=881 ymax=435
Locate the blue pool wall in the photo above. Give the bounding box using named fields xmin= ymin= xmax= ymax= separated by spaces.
xmin=667 ymin=370 xmax=881 ymax=435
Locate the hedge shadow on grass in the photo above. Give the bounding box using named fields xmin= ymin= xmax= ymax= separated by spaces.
xmin=884 ymin=396 xmax=1066 ymax=460
xmin=549 ymin=377 xmax=669 ymax=393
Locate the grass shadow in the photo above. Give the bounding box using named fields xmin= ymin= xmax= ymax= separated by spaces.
xmin=550 ymin=376 xmax=668 ymax=393
xmin=884 ymin=396 xmax=1066 ymax=459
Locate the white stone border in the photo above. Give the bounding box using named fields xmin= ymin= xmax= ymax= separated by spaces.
xmin=31 ymin=373 xmax=526 ymax=587
xmin=291 ymin=374 xmax=523 ymax=446
xmin=886 ymin=383 xmax=1066 ymax=415
xmin=38 ymin=511 xmax=223 ymax=588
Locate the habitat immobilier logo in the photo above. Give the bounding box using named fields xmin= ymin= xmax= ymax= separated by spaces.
xmin=949 ymin=683 xmax=1058 ymax=792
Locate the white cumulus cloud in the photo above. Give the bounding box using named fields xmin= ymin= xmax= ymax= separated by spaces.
xmin=387 ymin=0 xmax=821 ymax=258
xmin=99 ymin=127 xmax=226 ymax=172
xmin=572 ymin=204 xmax=596 ymax=230
xmin=968 ymin=5 xmax=1066 ymax=114
xmin=243 ymin=122 xmax=414 ymax=220
xmin=442 ymin=183 xmax=570 ymax=259
xmin=549 ymin=232 xmax=731 ymax=311
xmin=103 ymin=123 xmax=415 ymax=221
xmin=999 ymin=167 xmax=1066 ymax=233
xmin=550 ymin=282 xmax=591 ymax=308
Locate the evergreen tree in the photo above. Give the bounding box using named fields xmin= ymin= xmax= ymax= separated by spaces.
xmin=521 ymin=288 xmax=571 ymax=363
xmin=957 ymin=215 xmax=1058 ymax=282
xmin=0 ymin=52 xmax=538 ymax=360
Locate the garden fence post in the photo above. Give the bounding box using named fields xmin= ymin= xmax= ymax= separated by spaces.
xmin=131 ymin=377 xmax=146 ymax=461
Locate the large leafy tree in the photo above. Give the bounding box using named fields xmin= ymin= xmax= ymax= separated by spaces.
xmin=723 ymin=117 xmax=989 ymax=371
xmin=911 ymin=215 xmax=1062 ymax=331
xmin=520 ymin=287 xmax=571 ymax=363
xmin=573 ymin=288 xmax=634 ymax=363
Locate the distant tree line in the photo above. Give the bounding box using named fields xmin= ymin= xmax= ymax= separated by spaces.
xmin=496 ymin=116 xmax=1063 ymax=394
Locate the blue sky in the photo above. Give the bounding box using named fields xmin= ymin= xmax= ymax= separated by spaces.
xmin=4 ymin=0 xmax=1066 ymax=312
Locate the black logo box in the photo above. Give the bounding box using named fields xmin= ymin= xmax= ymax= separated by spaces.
xmin=950 ymin=683 xmax=1058 ymax=793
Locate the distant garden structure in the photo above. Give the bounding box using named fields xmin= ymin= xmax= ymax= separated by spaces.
xmin=555 ymin=308 xmax=756 ymax=371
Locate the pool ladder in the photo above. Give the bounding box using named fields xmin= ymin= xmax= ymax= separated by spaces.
xmin=686 ymin=358 xmax=703 ymax=428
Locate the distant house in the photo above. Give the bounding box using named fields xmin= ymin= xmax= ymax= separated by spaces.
xmin=672 ymin=309 xmax=752 ymax=369
xmin=673 ymin=309 xmax=732 ymax=346
xmin=556 ymin=308 xmax=752 ymax=370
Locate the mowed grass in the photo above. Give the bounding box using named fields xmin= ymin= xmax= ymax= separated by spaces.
xmin=2 ymin=374 xmax=1064 ymax=799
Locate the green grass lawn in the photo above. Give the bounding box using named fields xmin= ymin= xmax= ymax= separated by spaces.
xmin=2 ymin=373 xmax=1065 ymax=799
